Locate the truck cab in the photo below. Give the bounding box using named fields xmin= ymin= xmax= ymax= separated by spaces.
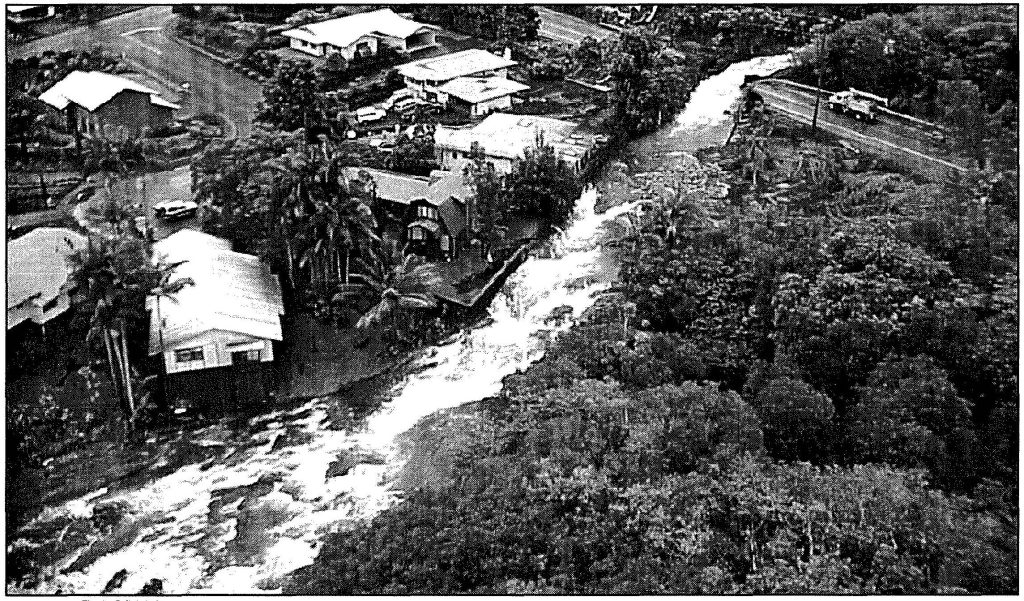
xmin=827 ymin=89 xmax=886 ymax=123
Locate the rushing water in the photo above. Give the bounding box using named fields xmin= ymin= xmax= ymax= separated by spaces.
xmin=12 ymin=54 xmax=791 ymax=595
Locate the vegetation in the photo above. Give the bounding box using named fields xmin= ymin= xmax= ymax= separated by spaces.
xmin=788 ymin=5 xmax=1017 ymax=169
xmin=408 ymin=5 xmax=540 ymax=48
xmin=68 ymin=228 xmax=191 ymax=425
xmin=286 ymin=92 xmax=1017 ymax=594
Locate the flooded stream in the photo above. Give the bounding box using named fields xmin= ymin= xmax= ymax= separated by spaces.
xmin=9 ymin=54 xmax=791 ymax=594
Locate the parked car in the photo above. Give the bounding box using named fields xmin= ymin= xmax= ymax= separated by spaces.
xmin=153 ymin=199 xmax=199 ymax=221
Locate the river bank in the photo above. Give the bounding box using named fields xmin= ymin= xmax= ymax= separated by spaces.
xmin=7 ymin=54 xmax=791 ymax=595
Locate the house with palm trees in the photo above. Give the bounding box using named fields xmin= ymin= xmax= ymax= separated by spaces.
xmin=343 ymin=167 xmax=472 ymax=262
xmin=147 ymin=229 xmax=284 ymax=408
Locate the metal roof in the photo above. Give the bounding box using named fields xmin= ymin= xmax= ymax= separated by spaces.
xmin=283 ymin=9 xmax=432 ymax=49
xmin=438 ymin=76 xmax=530 ymax=104
xmin=398 ymin=49 xmax=516 ymax=83
xmin=148 ymin=230 xmax=284 ymax=355
xmin=39 ymin=71 xmax=180 ymax=112
xmin=434 ymin=113 xmax=597 ymax=161
xmin=7 ymin=227 xmax=86 ymax=310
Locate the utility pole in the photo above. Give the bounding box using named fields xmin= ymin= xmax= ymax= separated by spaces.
xmin=810 ymin=24 xmax=826 ymax=140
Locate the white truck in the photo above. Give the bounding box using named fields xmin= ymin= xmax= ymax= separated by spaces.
xmin=827 ymin=88 xmax=888 ymax=123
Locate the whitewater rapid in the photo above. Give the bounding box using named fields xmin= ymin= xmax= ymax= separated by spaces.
xmin=13 ymin=53 xmax=791 ymax=594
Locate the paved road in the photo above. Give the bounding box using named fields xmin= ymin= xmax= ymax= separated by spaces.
xmin=753 ymin=80 xmax=973 ymax=177
xmin=535 ymin=7 xmax=616 ymax=46
xmin=11 ymin=6 xmax=261 ymax=138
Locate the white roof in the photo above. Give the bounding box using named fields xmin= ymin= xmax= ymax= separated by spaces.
xmin=148 ymin=230 xmax=284 ymax=355
xmin=283 ymin=9 xmax=431 ymax=49
xmin=434 ymin=113 xmax=597 ymax=161
xmin=398 ymin=49 xmax=516 ymax=83
xmin=39 ymin=71 xmax=180 ymax=112
xmin=7 ymin=227 xmax=87 ymax=312
xmin=439 ymin=76 xmax=529 ymax=104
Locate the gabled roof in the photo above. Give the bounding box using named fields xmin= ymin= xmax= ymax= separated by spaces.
xmin=39 ymin=71 xmax=180 ymax=112
xmin=343 ymin=167 xmax=470 ymax=207
xmin=148 ymin=230 xmax=284 ymax=355
xmin=439 ymin=76 xmax=530 ymax=104
xmin=398 ymin=49 xmax=516 ymax=83
xmin=434 ymin=113 xmax=597 ymax=161
xmin=7 ymin=227 xmax=86 ymax=311
xmin=283 ymin=9 xmax=432 ymax=49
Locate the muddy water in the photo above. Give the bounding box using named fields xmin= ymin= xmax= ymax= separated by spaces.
xmin=10 ymin=53 xmax=791 ymax=595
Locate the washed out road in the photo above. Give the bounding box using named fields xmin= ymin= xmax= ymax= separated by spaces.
xmin=11 ymin=6 xmax=261 ymax=138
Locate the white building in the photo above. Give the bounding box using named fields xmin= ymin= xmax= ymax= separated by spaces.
xmin=7 ymin=227 xmax=87 ymax=330
xmin=433 ymin=113 xmax=600 ymax=174
xmin=437 ymin=76 xmax=530 ymax=116
xmin=147 ymin=229 xmax=284 ymax=376
xmin=7 ymin=5 xmax=55 ymax=24
xmin=398 ymin=49 xmax=517 ymax=102
xmin=282 ymin=9 xmax=437 ymax=60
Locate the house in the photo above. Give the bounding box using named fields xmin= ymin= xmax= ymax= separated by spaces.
xmin=148 ymin=229 xmax=284 ymax=407
xmin=7 ymin=227 xmax=87 ymax=331
xmin=7 ymin=5 xmax=55 ymax=24
xmin=398 ymin=49 xmax=517 ymax=102
xmin=282 ymin=9 xmax=436 ymax=60
xmin=437 ymin=76 xmax=530 ymax=116
xmin=39 ymin=71 xmax=180 ymax=140
xmin=343 ymin=167 xmax=472 ymax=261
xmin=434 ymin=113 xmax=600 ymax=175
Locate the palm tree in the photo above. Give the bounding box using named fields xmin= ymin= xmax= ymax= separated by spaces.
xmin=68 ymin=232 xmax=192 ymax=427
xmin=338 ymin=249 xmax=446 ymax=329
xmin=299 ymin=194 xmax=379 ymax=301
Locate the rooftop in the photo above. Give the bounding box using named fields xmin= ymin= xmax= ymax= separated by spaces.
xmin=148 ymin=230 xmax=284 ymax=355
xmin=39 ymin=70 xmax=181 ymax=112
xmin=398 ymin=49 xmax=516 ymax=83
xmin=343 ymin=167 xmax=470 ymax=206
xmin=7 ymin=227 xmax=87 ymax=312
xmin=282 ymin=9 xmax=432 ymax=49
xmin=434 ymin=113 xmax=598 ymax=161
xmin=439 ymin=76 xmax=530 ymax=104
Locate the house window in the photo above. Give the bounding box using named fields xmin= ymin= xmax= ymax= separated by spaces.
xmin=174 ymin=347 xmax=204 ymax=363
xmin=417 ymin=205 xmax=437 ymax=220
xmin=232 ymin=349 xmax=261 ymax=364
xmin=410 ymin=227 xmax=425 ymax=240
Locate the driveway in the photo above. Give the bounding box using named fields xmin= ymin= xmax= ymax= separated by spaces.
xmin=11 ymin=6 xmax=261 ymax=138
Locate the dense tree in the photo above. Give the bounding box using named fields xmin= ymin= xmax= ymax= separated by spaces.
xmin=752 ymin=377 xmax=836 ymax=462
xmin=609 ymin=27 xmax=691 ymax=134
xmin=68 ymin=232 xmax=191 ymax=424
xmin=256 ymin=61 xmax=328 ymax=135
xmin=504 ymin=139 xmax=582 ymax=224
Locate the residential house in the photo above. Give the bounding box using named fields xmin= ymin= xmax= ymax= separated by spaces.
xmin=7 ymin=227 xmax=86 ymax=331
xmin=7 ymin=5 xmax=55 ymax=24
xmin=398 ymin=49 xmax=517 ymax=103
xmin=39 ymin=71 xmax=180 ymax=140
xmin=344 ymin=167 xmax=472 ymax=261
xmin=282 ymin=9 xmax=436 ymax=60
xmin=148 ymin=229 xmax=284 ymax=407
xmin=437 ymin=76 xmax=530 ymax=116
xmin=434 ymin=113 xmax=600 ymax=175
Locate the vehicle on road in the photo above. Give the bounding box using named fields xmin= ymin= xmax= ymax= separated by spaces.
xmin=827 ymin=88 xmax=887 ymax=123
xmin=153 ymin=199 xmax=198 ymax=221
